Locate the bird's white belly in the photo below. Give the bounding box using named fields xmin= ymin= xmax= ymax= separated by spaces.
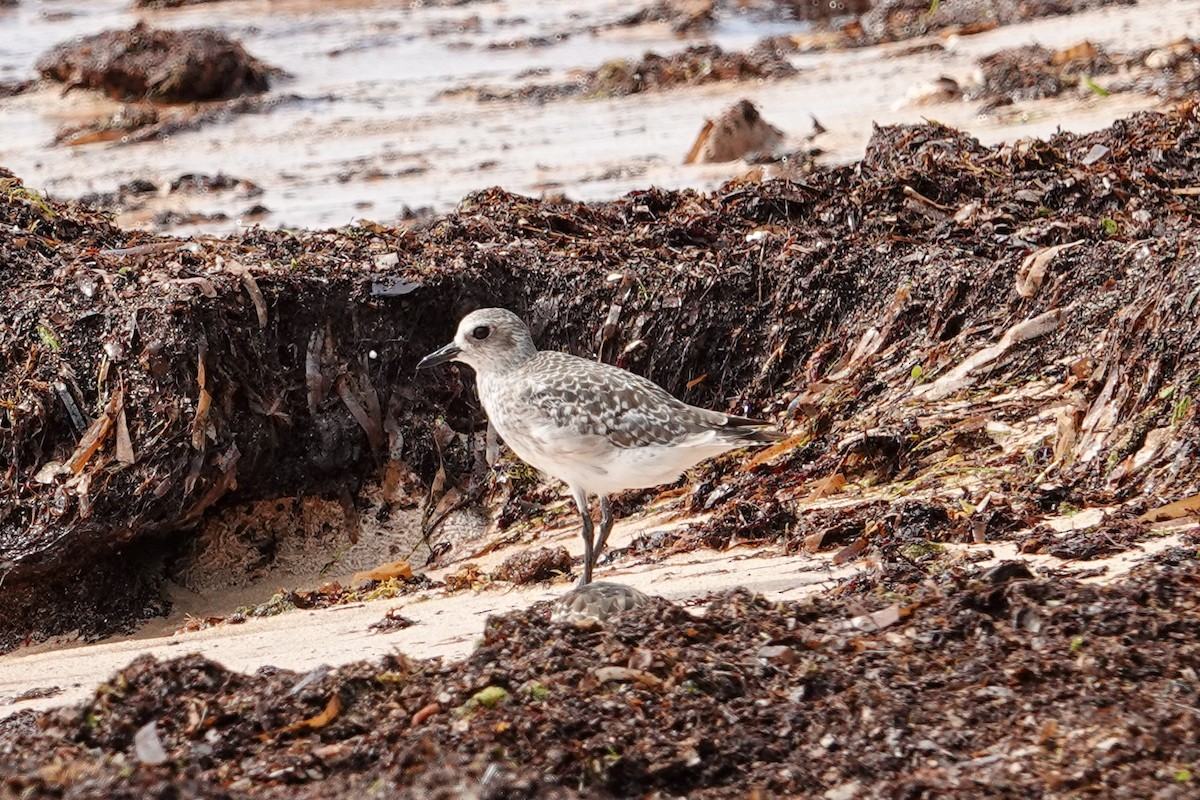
xmin=501 ymin=425 xmax=737 ymax=496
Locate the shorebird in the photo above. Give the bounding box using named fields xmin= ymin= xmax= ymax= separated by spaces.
xmin=417 ymin=308 xmax=783 ymax=585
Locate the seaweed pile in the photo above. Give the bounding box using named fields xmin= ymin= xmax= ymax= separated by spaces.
xmin=2 ymin=556 xmax=1199 ymax=797
xmin=3 ymin=105 xmax=1200 ymax=648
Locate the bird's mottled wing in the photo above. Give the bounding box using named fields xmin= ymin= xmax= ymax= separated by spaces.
xmin=515 ymin=352 xmax=696 ymax=448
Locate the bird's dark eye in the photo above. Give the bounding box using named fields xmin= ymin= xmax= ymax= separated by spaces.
xmin=471 ymin=325 xmax=491 ymax=340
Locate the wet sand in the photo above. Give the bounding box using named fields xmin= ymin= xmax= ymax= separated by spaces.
xmin=2 ymin=491 xmax=1191 ymax=719
xmin=1 ymin=0 xmax=1196 ymax=234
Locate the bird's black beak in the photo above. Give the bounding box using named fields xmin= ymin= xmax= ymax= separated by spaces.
xmin=417 ymin=341 xmax=462 ymax=369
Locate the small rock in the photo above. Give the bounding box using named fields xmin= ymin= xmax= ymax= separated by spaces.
xmin=825 ymin=780 xmax=862 ymax=800
xmin=685 ymin=100 xmax=784 ymax=164
xmin=756 ymin=645 xmax=796 ymax=665
xmin=134 ymin=721 xmax=169 ymax=766
xmin=550 ymin=581 xmax=651 ymax=625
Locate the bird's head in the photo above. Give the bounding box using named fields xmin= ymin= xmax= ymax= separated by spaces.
xmin=417 ymin=307 xmax=537 ymax=374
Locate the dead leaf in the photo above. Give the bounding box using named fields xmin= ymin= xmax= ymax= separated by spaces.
xmin=337 ymin=374 xmax=384 ymax=453
xmin=840 ymin=603 xmax=907 ymax=633
xmin=313 ymin=743 xmax=349 ymax=760
xmin=831 ymin=535 xmax=868 ymax=565
xmin=804 ymin=472 xmax=846 ymax=502
xmin=67 ymin=389 xmax=122 ymax=473
xmin=1140 ymin=493 xmax=1200 ymax=523
xmin=1015 ymin=240 xmax=1083 ymax=298
xmin=236 ymin=267 xmax=268 ymax=329
xmin=33 ymin=461 xmax=71 ymax=484
xmin=444 ymin=563 xmax=486 ymax=592
xmin=306 ymin=327 xmax=330 ymax=414
xmin=411 ymin=702 xmax=440 ymax=726
xmin=1037 ymin=718 xmax=1060 ymax=746
xmin=174 ymin=276 xmax=216 ymax=298
xmin=179 ymin=444 xmax=240 ymax=523
xmin=803 ymin=530 xmax=827 ymax=553
xmin=1053 ymin=403 xmax=1083 ymax=464
xmin=917 ymin=306 xmax=1069 ymax=401
xmin=1052 ymin=41 xmax=1097 ymax=65
xmin=115 ymin=403 xmax=135 ymax=464
xmin=265 ymin=693 xmax=341 ymax=740
xmin=191 ymin=338 xmax=210 ymax=451
xmin=594 ymin=666 xmax=663 ymax=688
xmin=353 ymin=560 xmax=413 ymax=584
xmin=743 ymin=432 xmax=806 ymax=470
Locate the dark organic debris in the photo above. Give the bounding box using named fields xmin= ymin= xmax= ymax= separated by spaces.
xmin=492 ymin=546 xmax=573 ymax=584
xmin=917 ymin=38 xmax=1200 ymax=113
xmin=367 ymin=608 xmax=417 ymax=633
xmin=598 ymin=0 xmax=1138 ymax=53
xmin=51 ymin=93 xmax=298 ymax=148
xmin=969 ymin=42 xmax=1119 ymax=106
xmin=135 ymin=0 xmax=232 ymax=6
xmin=857 ymin=0 xmax=1136 ymax=46
xmin=36 ymin=22 xmax=281 ymax=103
xmin=777 ymin=0 xmax=872 ymax=20
xmin=77 ymin=172 xmax=262 ymax=219
xmin=462 ymin=43 xmax=798 ymax=104
xmin=0 ymin=79 xmax=32 ymax=99
xmin=11 ymin=685 xmax=63 ymax=702
xmin=6 ymin=106 xmax=1200 ymax=648
xmin=612 ymin=0 xmax=868 ymax=36
xmin=3 ymin=562 xmax=1200 ymax=795
xmin=1138 ymin=39 xmax=1200 ymax=99
xmin=615 ymin=0 xmax=718 ymax=35
xmin=581 ymin=42 xmax=799 ymax=96
xmin=171 ymin=173 xmax=263 ymax=195
xmin=53 ymin=104 xmax=160 ymax=146
xmin=1018 ymin=516 xmax=1147 ymax=561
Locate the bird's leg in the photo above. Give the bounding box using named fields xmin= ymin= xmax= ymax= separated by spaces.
xmin=573 ymin=488 xmax=595 ymax=586
xmin=594 ymin=494 xmax=614 ymax=570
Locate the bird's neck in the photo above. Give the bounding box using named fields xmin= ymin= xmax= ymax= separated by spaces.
xmin=475 ymin=348 xmax=537 ymax=380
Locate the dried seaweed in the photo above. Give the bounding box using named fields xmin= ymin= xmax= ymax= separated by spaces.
xmin=4 ymin=107 xmax=1200 ymax=647
xmin=3 ymin=560 xmax=1200 ymax=796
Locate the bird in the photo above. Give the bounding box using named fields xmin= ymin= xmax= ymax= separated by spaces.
xmin=417 ymin=307 xmax=783 ymax=586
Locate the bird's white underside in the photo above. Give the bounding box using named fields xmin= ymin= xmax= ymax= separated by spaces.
xmin=503 ymin=423 xmax=744 ymax=496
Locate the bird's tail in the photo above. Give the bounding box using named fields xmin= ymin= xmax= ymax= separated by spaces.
xmin=714 ymin=412 xmax=785 ymax=445
xmin=735 ymin=425 xmax=786 ymax=445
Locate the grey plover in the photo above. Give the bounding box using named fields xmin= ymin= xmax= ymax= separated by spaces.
xmin=417 ymin=308 xmax=783 ymax=585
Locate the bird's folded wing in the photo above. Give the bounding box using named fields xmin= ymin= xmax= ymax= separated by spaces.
xmin=519 ymin=367 xmax=695 ymax=449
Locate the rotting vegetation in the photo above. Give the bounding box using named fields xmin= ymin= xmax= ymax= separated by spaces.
xmin=603 ymin=0 xmax=1136 ymax=50
xmin=964 ymin=39 xmax=1200 ymax=112
xmin=449 ymin=43 xmax=798 ymax=104
xmin=3 ymin=557 xmax=1200 ymax=797
xmin=37 ymin=23 xmax=279 ymax=103
xmin=29 ymin=22 xmax=284 ymax=146
xmin=851 ymin=0 xmax=1136 ymax=45
xmin=5 ymin=104 xmax=1200 ymax=653
xmin=969 ymin=42 xmax=1120 ymax=106
xmin=604 ymin=0 xmax=1131 ymax=43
